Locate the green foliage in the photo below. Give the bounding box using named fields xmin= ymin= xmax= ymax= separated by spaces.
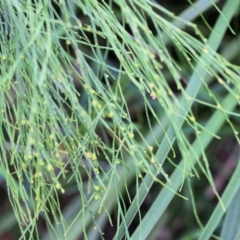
xmin=0 ymin=0 xmax=239 ymax=239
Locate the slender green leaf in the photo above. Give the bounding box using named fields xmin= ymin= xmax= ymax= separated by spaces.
xmin=199 ymin=156 xmax=240 ymax=240
xmin=131 ymin=88 xmax=239 ymax=239
xmin=220 ymin=187 xmax=240 ymax=240
xmin=114 ymin=0 xmax=239 ymax=238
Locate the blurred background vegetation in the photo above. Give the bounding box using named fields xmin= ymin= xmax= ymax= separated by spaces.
xmin=0 ymin=0 xmax=240 ymax=239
